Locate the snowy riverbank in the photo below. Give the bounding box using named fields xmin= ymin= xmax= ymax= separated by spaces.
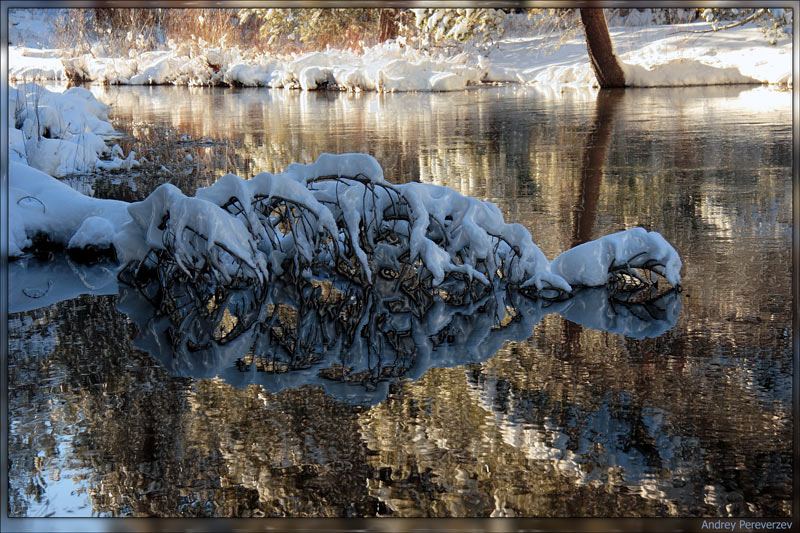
xmin=8 ymin=9 xmax=792 ymax=90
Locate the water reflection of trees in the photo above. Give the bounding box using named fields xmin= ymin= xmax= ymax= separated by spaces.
xmin=360 ymin=315 xmax=791 ymax=517
xmin=7 ymin=281 xmax=789 ymax=516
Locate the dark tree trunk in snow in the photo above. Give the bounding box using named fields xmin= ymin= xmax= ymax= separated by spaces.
xmin=580 ymin=9 xmax=626 ymax=88
xmin=379 ymin=9 xmax=399 ymax=42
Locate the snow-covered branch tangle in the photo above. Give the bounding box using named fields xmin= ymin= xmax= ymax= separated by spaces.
xmin=110 ymin=153 xmax=682 ymax=401
xmin=115 ymin=153 xmax=681 ymax=304
xmin=118 ymin=153 xmax=568 ymax=299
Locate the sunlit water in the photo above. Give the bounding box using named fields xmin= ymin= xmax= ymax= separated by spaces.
xmin=8 ymin=84 xmax=792 ymax=517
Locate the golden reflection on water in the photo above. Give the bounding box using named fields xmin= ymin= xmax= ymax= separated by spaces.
xmin=8 ymin=84 xmax=792 ymax=518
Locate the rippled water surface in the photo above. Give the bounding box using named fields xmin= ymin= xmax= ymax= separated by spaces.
xmin=8 ymin=84 xmax=792 ymax=518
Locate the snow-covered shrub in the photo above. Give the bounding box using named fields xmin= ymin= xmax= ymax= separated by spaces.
xmin=606 ymin=8 xmax=697 ymax=27
xmin=115 ymin=153 xmax=582 ymax=300
xmin=115 ymin=153 xmax=681 ymax=311
xmin=10 ymin=83 xmax=139 ymax=177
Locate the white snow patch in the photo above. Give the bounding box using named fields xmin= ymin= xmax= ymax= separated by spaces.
xmin=621 ymin=59 xmax=758 ymax=86
xmin=68 ymin=216 xmax=116 ymax=249
xmin=10 ymin=162 xmax=131 ymax=255
xmin=10 ymin=83 xmax=138 ymax=177
xmin=549 ymin=228 xmax=682 ymax=288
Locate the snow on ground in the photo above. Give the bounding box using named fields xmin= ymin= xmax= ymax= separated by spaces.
xmin=7 ymin=7 xmax=60 ymax=48
xmin=8 ymin=10 xmax=791 ymax=91
xmin=10 ymin=83 xmax=140 ymax=177
xmin=8 ymin=47 xmax=68 ymax=81
xmin=8 ymin=82 xmax=139 ymax=257
xmin=10 ymin=161 xmax=130 ymax=257
xmin=487 ymin=22 xmax=790 ymax=87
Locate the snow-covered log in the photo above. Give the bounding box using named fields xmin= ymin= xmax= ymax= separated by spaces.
xmin=549 ymin=227 xmax=683 ymax=288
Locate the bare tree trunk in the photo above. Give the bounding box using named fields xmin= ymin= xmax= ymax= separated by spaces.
xmin=379 ymin=9 xmax=399 ymax=42
xmin=580 ymin=8 xmax=626 ymax=88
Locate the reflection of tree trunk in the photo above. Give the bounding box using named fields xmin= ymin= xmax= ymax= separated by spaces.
xmin=563 ymin=88 xmax=624 ymax=357
xmin=571 ymin=88 xmax=624 ymax=248
xmin=580 ymin=9 xmax=626 ymax=89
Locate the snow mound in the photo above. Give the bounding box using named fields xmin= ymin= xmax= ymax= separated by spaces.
xmin=10 ymin=161 xmax=131 ymax=256
xmin=10 ymin=83 xmax=139 ymax=177
xmin=621 ymin=58 xmax=758 ymax=87
xmin=549 ymin=227 xmax=682 ymax=288
xmin=8 ymin=47 xmax=67 ymax=81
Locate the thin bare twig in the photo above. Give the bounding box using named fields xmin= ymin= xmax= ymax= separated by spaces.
xmin=671 ymin=11 xmax=760 ymax=34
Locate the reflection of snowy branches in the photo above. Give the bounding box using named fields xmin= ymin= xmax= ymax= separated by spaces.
xmin=118 ymin=259 xmax=681 ymax=405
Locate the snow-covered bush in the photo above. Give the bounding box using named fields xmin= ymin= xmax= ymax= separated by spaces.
xmin=115 ymin=153 xmax=681 ymax=308
xmin=114 ymin=153 xmax=581 ymax=300
xmin=10 ymin=83 xmax=138 ymax=177
xmin=110 ymin=152 xmax=682 ymax=401
xmin=606 ymin=8 xmax=697 ymax=27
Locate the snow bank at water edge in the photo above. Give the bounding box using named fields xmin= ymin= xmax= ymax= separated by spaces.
xmin=488 ymin=22 xmax=790 ymax=88
xmin=53 ymin=40 xmax=487 ymax=92
xmin=9 ymin=9 xmax=790 ymax=90
xmin=10 ymin=83 xmax=139 ymax=177
xmin=9 ymin=162 xmax=131 ymax=257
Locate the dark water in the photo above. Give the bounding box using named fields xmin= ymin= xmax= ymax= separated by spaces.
xmin=7 ymin=84 xmax=792 ymax=517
